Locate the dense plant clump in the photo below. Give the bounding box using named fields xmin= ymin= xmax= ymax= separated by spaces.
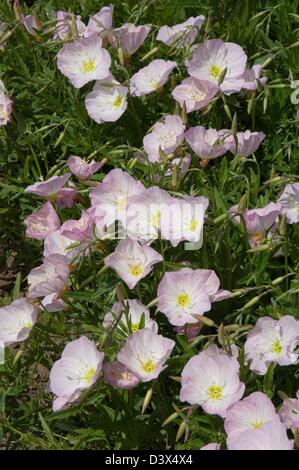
xmin=0 ymin=0 xmax=299 ymax=450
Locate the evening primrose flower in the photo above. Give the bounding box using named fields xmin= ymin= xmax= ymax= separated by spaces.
xmin=41 ymin=293 xmax=68 ymax=313
xmin=185 ymin=126 xmax=233 ymax=160
xmin=85 ymin=5 xmax=114 ymax=39
xmin=85 ymin=80 xmax=128 ymax=123
xmin=103 ymin=299 xmax=158 ymax=334
xmin=25 ymin=174 xmax=71 ymax=200
xmin=143 ymin=115 xmax=185 ymax=163
xmin=227 ymin=420 xmax=293 ymax=450
xmin=49 ymin=336 xmax=104 ymax=412
xmin=0 ymin=90 xmax=13 ymax=127
xmin=117 ymin=328 xmax=175 ymax=382
xmin=60 ymin=208 xmax=96 ymax=242
xmin=157 ymin=269 xmax=211 ymax=326
xmin=55 ymin=183 xmax=78 ymax=208
xmin=103 ymin=361 xmax=140 ymax=389
xmin=157 ymin=16 xmax=205 ymax=47
xmin=242 ymin=202 xmax=282 ymax=246
xmin=279 ymin=391 xmax=299 ymax=430
xmin=67 ymin=155 xmax=102 ymax=180
xmin=57 ymin=36 xmax=111 ymax=89
xmin=24 ymin=202 xmax=60 ymax=241
xmin=225 ymin=392 xmax=279 ymax=446
xmin=200 ymin=443 xmax=220 ymax=450
xmin=27 ymin=254 xmax=70 ymax=298
xmin=0 ymin=298 xmax=37 ymax=346
xmin=186 ymin=39 xmax=247 ymax=95
xmin=244 ymin=316 xmax=299 ymax=375
xmin=228 ymin=130 xmax=265 ymax=157
xmin=130 ymin=59 xmax=176 ymax=96
xmin=180 ymin=345 xmax=245 ymax=418
xmin=43 ymin=229 xmax=88 ymax=263
xmin=89 ymin=168 xmax=145 ymax=226
xmin=242 ymin=64 xmax=267 ymax=91
xmin=172 ymin=77 xmax=219 ymax=113
xmin=109 ymin=23 xmax=151 ymax=57
xmin=53 ymin=11 xmax=86 ymax=40
xmin=104 ymin=239 xmax=163 ymax=289
xmin=277 ymin=183 xmax=299 ymax=224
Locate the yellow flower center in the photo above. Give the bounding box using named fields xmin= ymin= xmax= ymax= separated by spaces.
xmin=129 ymin=264 xmax=143 ymax=277
xmin=141 ymin=360 xmax=156 ymax=373
xmin=0 ymin=109 xmax=7 ymax=119
xmin=22 ymin=322 xmax=33 ymax=328
xmin=208 ymin=384 xmax=223 ymax=400
xmin=131 ymin=323 xmax=139 ymax=333
xmin=151 ymin=210 xmax=161 ymax=228
xmin=209 ymin=65 xmax=222 ymax=79
xmin=177 ymin=293 xmax=190 ymax=308
xmin=189 ymin=218 xmax=198 ymax=232
xmin=251 ymin=420 xmax=264 ymax=429
xmin=251 ymin=231 xmax=265 ymax=245
xmin=112 ymin=95 xmax=124 ymax=109
xmin=83 ymin=367 xmax=95 ymax=383
xmin=295 ymin=203 xmax=299 ymax=212
xmin=271 ymin=339 xmax=283 ymax=355
xmin=116 ymin=196 xmax=126 ymax=211
xmin=81 ymin=59 xmax=95 ymax=73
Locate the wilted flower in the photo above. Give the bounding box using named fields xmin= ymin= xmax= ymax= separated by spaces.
xmin=110 ymin=23 xmax=151 ymax=57
xmin=180 ymin=345 xmax=245 ymax=417
xmin=85 ymin=5 xmax=114 ymax=39
xmin=49 ymin=336 xmax=104 ymax=412
xmin=244 ymin=315 xmax=299 ymax=375
xmin=157 ymin=16 xmax=205 ymax=47
xmin=90 ymin=168 xmax=145 ymax=226
xmin=103 ymin=361 xmax=140 ymax=389
xmin=41 ymin=293 xmax=68 ymax=313
xmin=27 ymin=254 xmax=70 ymax=298
xmin=43 ymin=229 xmax=87 ymax=263
xmin=85 ymin=80 xmax=128 ymax=123
xmin=24 ymin=202 xmax=60 ymax=240
xmin=25 ymin=174 xmax=71 ymax=200
xmin=174 ymin=322 xmax=203 ymax=341
xmin=186 ymin=39 xmax=247 ymax=95
xmin=143 ymin=115 xmax=185 ymax=163
xmin=172 ymin=77 xmax=219 ymax=113
xmin=130 ymin=59 xmax=176 ymax=96
xmin=67 ymin=155 xmax=102 ymax=180
xmin=185 ymin=126 xmax=232 ymax=160
xmin=279 ymin=391 xmax=299 ymax=430
xmin=117 ymin=328 xmax=175 ymax=382
xmin=225 ymin=392 xmax=279 ymax=446
xmin=242 ymin=64 xmax=267 ymax=91
xmin=104 ymin=239 xmax=163 ymax=289
xmin=60 ymin=208 xmax=96 ymax=242
xmin=228 ymin=130 xmax=265 ymax=157
xmin=277 ymin=183 xmax=299 ymax=224
xmin=57 ymin=36 xmax=111 ymax=89
xmin=103 ymin=299 xmax=158 ymax=334
xmin=227 ymin=420 xmax=293 ymax=450
xmin=0 ymin=298 xmax=37 ymax=346
xmin=242 ymin=202 xmax=282 ymax=246
xmin=54 ymin=11 xmax=86 ymax=40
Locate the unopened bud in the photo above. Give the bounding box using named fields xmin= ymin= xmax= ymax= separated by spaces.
xmin=176 ymin=421 xmax=186 ymax=442
xmin=118 ymin=47 xmax=125 ymax=66
xmin=231 ymin=113 xmax=238 ymax=135
xmin=181 ymin=101 xmax=188 ymax=125
xmin=224 ymin=104 xmax=232 ymax=120
xmin=142 ymin=387 xmax=153 ymax=414
xmin=162 ymin=412 xmax=178 ymax=427
xmin=240 ymin=295 xmax=260 ymax=311
xmin=141 ymin=47 xmax=159 ymax=62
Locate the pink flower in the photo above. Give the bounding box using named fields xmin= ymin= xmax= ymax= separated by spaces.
xmin=243 ymin=202 xmax=282 ymax=246
xmin=185 ymin=126 xmax=232 ymax=160
xmin=103 ymin=361 xmax=140 ymax=389
xmin=242 ymin=64 xmax=267 ymax=91
xmin=277 ymin=183 xmax=299 ymax=224
xmin=67 ymin=155 xmax=102 ymax=180
xmin=244 ymin=316 xmax=299 ymax=375
xmin=0 ymin=91 xmax=13 ymax=126
xmin=43 ymin=229 xmax=88 ymax=263
xmin=60 ymin=208 xmax=96 ymax=242
xmin=90 ymin=168 xmax=145 ymax=226
xmin=172 ymin=77 xmax=219 ymax=113
xmin=143 ymin=115 xmax=185 ymax=163
xmin=103 ymin=299 xmax=158 ymax=334
xmin=25 ymin=174 xmax=71 ymax=200
xmin=279 ymin=391 xmax=299 ymax=430
xmin=41 ymin=293 xmax=68 ymax=313
xmin=57 ymin=36 xmax=111 ymax=89
xmin=56 ymin=184 xmax=78 ymax=208
xmin=53 ymin=11 xmax=86 ymax=40
xmin=27 ymin=255 xmax=70 ymax=298
xmin=24 ymin=202 xmax=60 ymax=240
xmin=84 ymin=5 xmax=114 ymax=39
xmin=228 ymin=130 xmax=265 ymax=156
xmin=117 ymin=328 xmax=175 ymax=382
xmin=0 ymin=298 xmax=37 ymax=346
xmin=186 ymin=39 xmax=247 ymax=95
xmin=49 ymin=336 xmax=104 ymax=412
xmin=174 ymin=323 xmax=203 ymax=341
xmin=157 ymin=16 xmax=205 ymax=47
xmin=227 ymin=420 xmax=293 ymax=450
xmin=200 ymin=443 xmax=220 ymax=450
xmin=224 ymin=392 xmax=279 ymax=446
xmin=22 ymin=14 xmax=42 ymax=36
xmin=104 ymin=239 xmax=163 ymax=289
xmin=157 ymin=270 xmax=211 ymax=326
xmin=109 ymin=23 xmax=151 ymax=56
xmin=180 ymin=345 xmax=245 ymax=418
xmin=85 ymin=81 xmax=128 ymax=123
xmin=130 ymin=59 xmax=177 ymax=96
